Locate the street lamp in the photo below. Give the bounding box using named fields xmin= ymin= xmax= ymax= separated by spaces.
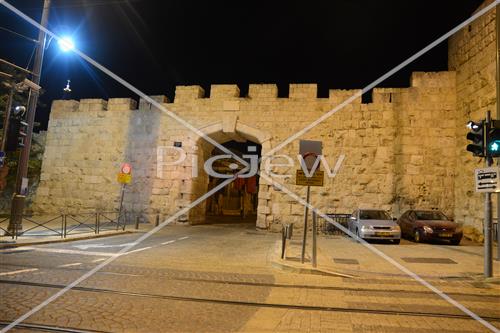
xmin=57 ymin=36 xmax=75 ymax=52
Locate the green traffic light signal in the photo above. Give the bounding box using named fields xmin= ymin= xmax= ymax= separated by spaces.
xmin=487 ymin=126 xmax=500 ymax=157
xmin=489 ymin=140 xmax=500 ymax=152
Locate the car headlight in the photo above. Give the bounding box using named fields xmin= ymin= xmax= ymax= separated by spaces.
xmin=361 ymin=225 xmax=373 ymax=231
xmin=392 ymin=225 xmax=401 ymax=231
xmin=423 ymin=226 xmax=433 ymax=234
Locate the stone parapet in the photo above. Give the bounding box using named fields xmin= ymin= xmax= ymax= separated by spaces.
xmin=289 ymin=84 xmax=317 ymax=99
xmin=210 ymin=84 xmax=240 ymax=99
xmin=108 ymin=98 xmax=137 ymax=111
xmin=79 ymin=99 xmax=107 ymax=111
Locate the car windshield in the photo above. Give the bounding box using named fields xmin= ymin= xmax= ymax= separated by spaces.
xmin=415 ymin=211 xmax=448 ymax=220
xmin=359 ymin=210 xmax=391 ymax=220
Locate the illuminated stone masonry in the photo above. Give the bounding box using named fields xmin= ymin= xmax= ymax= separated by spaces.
xmin=34 ymin=73 xmax=458 ymax=230
xmin=34 ymin=2 xmax=497 ymax=236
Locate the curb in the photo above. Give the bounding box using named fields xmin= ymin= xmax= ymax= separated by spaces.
xmin=0 ymin=230 xmax=133 ymax=249
xmin=271 ymin=260 xmax=356 ymax=278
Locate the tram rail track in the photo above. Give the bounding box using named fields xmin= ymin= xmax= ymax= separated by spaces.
xmin=0 ymin=321 xmax=109 ymax=333
xmin=0 ymin=262 xmax=498 ymax=301
xmin=1 ymin=279 xmax=499 ymax=323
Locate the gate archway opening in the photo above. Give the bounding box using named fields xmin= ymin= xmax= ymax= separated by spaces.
xmin=205 ymin=140 xmax=261 ymax=224
xmin=188 ymin=121 xmax=271 ymax=228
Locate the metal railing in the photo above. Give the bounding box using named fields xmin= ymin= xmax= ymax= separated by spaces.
xmin=98 ymin=211 xmax=127 ymax=232
xmin=320 ymin=213 xmax=350 ymax=235
xmin=64 ymin=213 xmax=98 ymax=237
xmin=0 ymin=211 xmax=129 ymax=240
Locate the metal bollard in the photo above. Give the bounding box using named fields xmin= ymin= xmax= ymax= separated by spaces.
xmin=285 ymin=223 xmax=294 ymax=239
xmin=135 ymin=216 xmax=140 ymax=230
xmin=155 ymin=214 xmax=160 ymax=227
xmin=60 ymin=215 xmax=64 ymax=239
xmin=281 ymin=225 xmax=286 ymax=259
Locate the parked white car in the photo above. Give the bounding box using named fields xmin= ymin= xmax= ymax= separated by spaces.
xmin=348 ymin=209 xmax=401 ymax=244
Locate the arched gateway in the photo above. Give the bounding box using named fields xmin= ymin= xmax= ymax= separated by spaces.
xmin=189 ymin=120 xmax=271 ymax=229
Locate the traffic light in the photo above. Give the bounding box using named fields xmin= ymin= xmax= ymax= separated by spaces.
xmin=466 ymin=120 xmax=485 ymax=157
xmin=5 ymin=111 xmax=28 ymax=152
xmin=487 ymin=120 xmax=500 ymax=157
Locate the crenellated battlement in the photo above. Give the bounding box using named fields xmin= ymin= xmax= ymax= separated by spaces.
xmin=51 ymin=71 xmax=456 ymax=113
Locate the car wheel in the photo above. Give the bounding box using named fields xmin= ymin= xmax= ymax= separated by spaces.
xmin=414 ymin=229 xmax=422 ymax=243
xmin=393 ymin=239 xmax=400 ymax=245
xmin=450 ymin=238 xmax=461 ymax=246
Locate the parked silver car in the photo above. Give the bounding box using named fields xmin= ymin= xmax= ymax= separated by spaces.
xmin=348 ymin=209 xmax=401 ymax=244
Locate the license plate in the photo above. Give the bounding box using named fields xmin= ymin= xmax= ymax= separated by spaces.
xmin=439 ymin=232 xmax=452 ymax=238
xmin=375 ymin=232 xmax=392 ymax=237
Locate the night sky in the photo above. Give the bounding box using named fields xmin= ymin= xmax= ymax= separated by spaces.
xmin=0 ymin=0 xmax=486 ymax=129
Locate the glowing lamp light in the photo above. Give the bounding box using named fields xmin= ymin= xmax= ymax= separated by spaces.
xmin=489 ymin=141 xmax=500 ymax=152
xmin=58 ymin=36 xmax=75 ymax=52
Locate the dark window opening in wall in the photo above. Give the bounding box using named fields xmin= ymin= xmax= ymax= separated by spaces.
xmin=362 ymin=89 xmax=373 ymax=104
xmin=205 ymin=140 xmax=262 ymax=225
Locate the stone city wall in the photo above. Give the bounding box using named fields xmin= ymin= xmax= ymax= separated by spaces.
xmin=449 ymin=0 xmax=497 ymax=240
xmin=34 ymin=72 xmax=458 ymax=231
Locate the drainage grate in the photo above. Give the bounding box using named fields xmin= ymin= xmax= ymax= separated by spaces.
xmin=333 ymin=258 xmax=359 ymax=265
xmin=401 ymin=257 xmax=457 ymax=264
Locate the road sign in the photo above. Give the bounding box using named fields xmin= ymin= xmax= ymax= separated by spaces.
xmin=117 ymin=173 xmax=132 ymax=184
xmin=0 ymin=151 xmax=5 ymax=167
xmin=475 ymin=167 xmax=500 ymax=192
xmin=299 ymin=140 xmax=322 ymax=171
xmin=296 ymin=169 xmax=324 ymax=186
xmin=120 ymin=163 xmax=132 ymax=174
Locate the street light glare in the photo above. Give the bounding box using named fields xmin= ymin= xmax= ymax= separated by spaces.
xmin=58 ymin=36 xmax=75 ymax=52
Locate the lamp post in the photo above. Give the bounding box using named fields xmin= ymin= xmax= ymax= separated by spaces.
xmin=8 ymin=0 xmax=51 ymax=233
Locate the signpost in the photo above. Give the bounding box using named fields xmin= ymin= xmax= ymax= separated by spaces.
xmin=117 ymin=163 xmax=132 ymax=220
xmin=296 ymin=170 xmax=324 ymax=186
xmin=298 ymin=140 xmax=323 ymax=268
xmin=475 ymin=167 xmax=500 ymax=193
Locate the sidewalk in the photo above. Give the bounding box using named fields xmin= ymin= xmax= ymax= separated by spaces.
xmin=272 ymin=233 xmax=500 ymax=283
xmin=0 ymin=213 xmax=139 ymax=248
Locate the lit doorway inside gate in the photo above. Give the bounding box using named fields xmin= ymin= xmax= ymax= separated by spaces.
xmin=205 ymin=140 xmax=261 ymax=224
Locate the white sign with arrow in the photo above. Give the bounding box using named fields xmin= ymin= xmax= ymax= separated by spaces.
xmin=475 ymin=167 xmax=500 ymax=193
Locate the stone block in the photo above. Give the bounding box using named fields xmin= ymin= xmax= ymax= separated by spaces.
xmin=248 ymin=84 xmax=278 ymax=98
xmin=79 ymin=99 xmax=107 ymax=111
xmin=329 ymin=89 xmax=362 ymax=104
xmin=52 ymin=100 xmax=79 ymax=112
xmin=174 ymin=85 xmax=205 ymax=102
xmin=223 ymin=100 xmax=240 ymax=111
xmin=108 ymin=98 xmax=137 ymax=111
xmin=211 ymin=84 xmax=240 ymax=98
xmin=289 ymin=84 xmax=317 ymax=99
xmin=139 ymin=95 xmax=169 ymax=109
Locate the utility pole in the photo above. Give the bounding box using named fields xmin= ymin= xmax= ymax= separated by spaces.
xmin=485 ymin=111 xmax=493 ymax=278
xmin=9 ymin=0 xmax=51 ymax=232
xmin=496 ymin=2 xmax=500 ymax=262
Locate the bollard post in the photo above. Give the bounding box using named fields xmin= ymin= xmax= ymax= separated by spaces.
xmin=60 ymin=215 xmax=64 ymax=239
xmin=63 ymin=215 xmax=67 ymax=238
xmin=96 ymin=213 xmax=100 ymax=235
xmin=135 ymin=216 xmax=140 ymax=230
xmin=155 ymin=214 xmax=160 ymax=227
xmin=281 ymin=225 xmax=286 ymax=259
xmin=122 ymin=211 xmax=127 ymax=231
xmin=312 ymin=211 xmax=317 ymax=268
